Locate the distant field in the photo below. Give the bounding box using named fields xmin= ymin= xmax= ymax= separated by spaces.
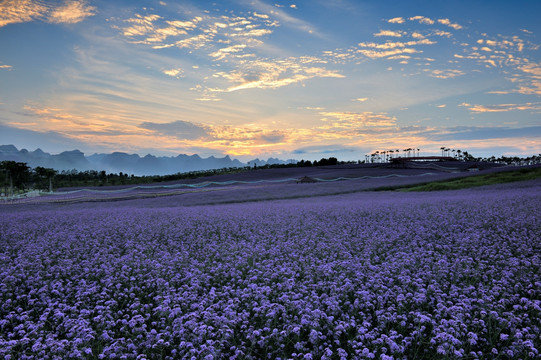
xmin=388 ymin=166 xmax=541 ymax=192
xmin=2 ymin=162 xmax=532 ymax=206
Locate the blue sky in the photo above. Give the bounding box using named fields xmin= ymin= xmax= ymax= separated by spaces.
xmin=1 ymin=0 xmax=540 ymax=161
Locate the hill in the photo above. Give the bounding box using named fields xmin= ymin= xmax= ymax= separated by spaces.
xmin=0 ymin=145 xmax=292 ymax=176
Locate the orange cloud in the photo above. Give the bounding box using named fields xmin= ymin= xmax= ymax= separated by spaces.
xmin=319 ymin=111 xmax=396 ymax=128
xmin=212 ymin=58 xmax=345 ymax=93
xmin=47 ymin=0 xmax=96 ymax=25
xmin=0 ymin=0 xmax=95 ymax=27
xmin=464 ymin=102 xmax=541 ymax=113
xmin=0 ymin=0 xmax=47 ymax=27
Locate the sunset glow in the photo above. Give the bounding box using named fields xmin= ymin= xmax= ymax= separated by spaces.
xmin=1 ymin=0 xmax=540 ymax=160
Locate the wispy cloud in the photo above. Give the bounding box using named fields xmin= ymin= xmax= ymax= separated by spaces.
xmin=47 ymin=0 xmax=96 ymax=25
xmin=515 ymin=62 xmax=541 ymax=95
xmin=424 ymin=68 xmax=465 ymax=79
xmin=460 ymin=102 xmax=541 ymax=113
xmin=214 ymin=58 xmax=345 ymax=92
xmin=0 ymin=0 xmax=96 ymax=27
xmin=120 ymin=14 xmax=201 ymax=44
xmin=358 ymin=39 xmax=435 ymax=50
xmin=0 ymin=64 xmax=13 ymax=70
xmin=0 ymin=0 xmax=47 ymax=27
xmin=319 ymin=111 xmax=396 ymax=128
xmin=209 ymin=44 xmax=250 ymax=61
xmin=117 ymin=10 xmax=275 ymax=56
xmin=249 ymin=0 xmax=319 ymax=36
xmin=357 ymin=48 xmax=420 ymax=59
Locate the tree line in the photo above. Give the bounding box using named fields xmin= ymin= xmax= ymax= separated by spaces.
xmin=2 ymin=153 xmax=540 ymax=196
xmin=365 ymin=147 xmax=541 ymax=165
xmin=1 ymin=161 xmax=57 ymax=196
xmin=0 ymin=161 xmax=253 ymax=196
xmin=0 ymin=157 xmax=346 ymax=196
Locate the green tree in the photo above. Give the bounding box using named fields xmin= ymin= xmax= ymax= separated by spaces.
xmin=0 ymin=161 xmax=31 ymax=196
xmin=34 ymin=166 xmax=57 ymax=192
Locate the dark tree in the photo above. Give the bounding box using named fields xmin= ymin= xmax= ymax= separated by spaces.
xmin=34 ymin=166 xmax=57 ymax=192
xmin=0 ymin=161 xmax=31 ymax=195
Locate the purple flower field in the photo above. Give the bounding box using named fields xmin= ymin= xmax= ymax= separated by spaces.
xmin=1 ymin=181 xmax=540 ymax=359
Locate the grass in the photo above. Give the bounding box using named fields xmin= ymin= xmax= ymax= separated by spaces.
xmin=379 ymin=167 xmax=541 ymax=192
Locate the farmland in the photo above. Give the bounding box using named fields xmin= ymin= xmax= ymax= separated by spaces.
xmin=1 ymin=166 xmax=540 ymax=359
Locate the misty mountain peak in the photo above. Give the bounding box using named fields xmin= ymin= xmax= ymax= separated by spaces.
xmin=0 ymin=144 xmax=294 ymax=176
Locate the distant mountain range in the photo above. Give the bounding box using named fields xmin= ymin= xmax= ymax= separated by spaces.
xmin=0 ymin=145 xmax=295 ymax=176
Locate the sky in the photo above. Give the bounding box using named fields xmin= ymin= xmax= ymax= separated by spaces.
xmin=1 ymin=0 xmax=540 ymax=161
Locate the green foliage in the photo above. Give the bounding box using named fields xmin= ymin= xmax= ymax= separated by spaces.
xmin=399 ymin=167 xmax=541 ymax=192
xmin=1 ymin=160 xmax=31 ymax=195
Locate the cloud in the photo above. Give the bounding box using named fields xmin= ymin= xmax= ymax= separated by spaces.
xmin=0 ymin=0 xmax=95 ymax=27
xmin=456 ymin=32 xmax=540 ymax=94
xmin=388 ymin=17 xmax=405 ymax=24
xmin=0 ymin=0 xmax=47 ymax=27
xmin=354 ymin=38 xmax=437 ymax=60
xmin=424 ymin=68 xmax=465 ymax=79
xmin=209 ymin=44 xmax=249 ymax=60
xmin=515 ymin=62 xmax=541 ymax=95
xmin=437 ymin=18 xmax=462 ymax=30
xmin=465 ymin=102 xmax=541 ymax=113
xmin=357 ymin=48 xmax=420 ymax=59
xmin=409 ymin=16 xmax=435 ymax=25
xmin=139 ymin=120 xmax=210 ymax=140
xmin=121 ymin=14 xmax=201 ymax=44
xmin=249 ymin=0 xmax=319 ymax=36
xmin=432 ymin=30 xmax=452 ymax=37
xmin=117 ymin=10 xmax=276 ymax=57
xmin=162 ymin=68 xmax=183 ymax=78
xmin=47 ymin=0 xmax=96 ymax=25
xmin=229 ymin=28 xmax=272 ymax=38
xmin=253 ymin=12 xmax=269 ymax=19
xmin=214 ymin=58 xmax=345 ymax=92
xmin=0 ymin=65 xmax=13 ymax=70
xmin=319 ymin=111 xmax=396 ymax=128
xmin=374 ymin=30 xmax=404 ymax=37
xmin=358 ymin=39 xmax=435 ymax=50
